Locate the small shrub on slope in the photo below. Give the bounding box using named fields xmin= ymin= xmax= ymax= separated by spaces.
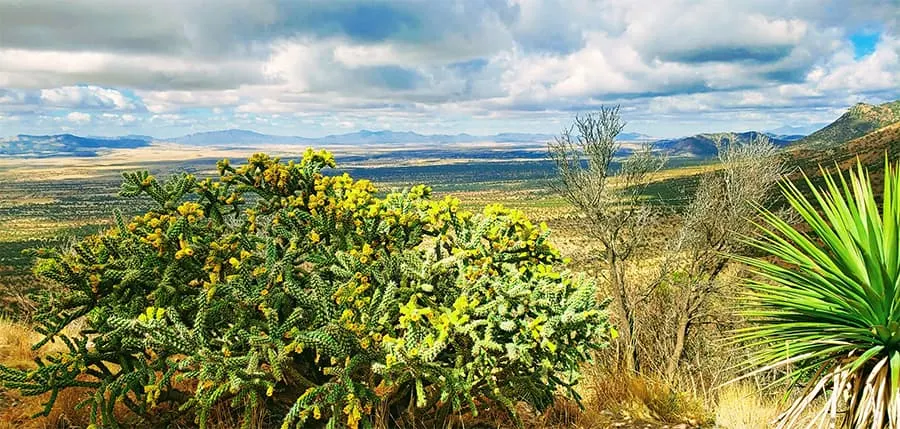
xmin=0 ymin=150 xmax=608 ymax=428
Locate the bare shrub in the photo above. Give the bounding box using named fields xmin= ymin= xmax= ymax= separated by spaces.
xmin=652 ymin=135 xmax=788 ymax=380
xmin=550 ymin=109 xmax=789 ymax=422
xmin=548 ymin=106 xmax=665 ymax=373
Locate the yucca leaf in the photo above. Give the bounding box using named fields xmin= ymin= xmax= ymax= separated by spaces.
xmin=734 ymin=158 xmax=900 ymax=428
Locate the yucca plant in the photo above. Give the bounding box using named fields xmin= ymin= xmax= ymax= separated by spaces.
xmin=734 ymin=160 xmax=900 ymax=428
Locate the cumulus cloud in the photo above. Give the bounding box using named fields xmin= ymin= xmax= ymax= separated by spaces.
xmin=810 ymin=35 xmax=900 ymax=93
xmin=66 ymin=111 xmax=91 ymax=123
xmin=0 ymin=89 xmax=30 ymax=105
xmin=40 ymin=86 xmax=137 ymax=110
xmin=0 ymin=49 xmax=267 ymax=90
xmin=138 ymin=90 xmax=243 ymax=113
xmin=0 ymin=0 xmax=897 ymax=136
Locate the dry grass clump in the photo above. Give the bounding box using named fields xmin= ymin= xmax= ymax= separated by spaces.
xmin=525 ymin=397 xmax=611 ymax=429
xmin=0 ymin=276 xmax=42 ymax=321
xmin=582 ymin=367 xmax=710 ymax=427
xmin=0 ymin=317 xmax=59 ymax=369
xmin=0 ymin=386 xmax=96 ymax=429
xmin=0 ymin=317 xmax=97 ymax=429
xmin=714 ymin=383 xmax=827 ymax=429
xmin=713 ymin=383 xmax=780 ymax=429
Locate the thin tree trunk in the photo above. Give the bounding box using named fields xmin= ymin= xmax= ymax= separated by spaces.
xmin=666 ymin=310 xmax=690 ymax=379
xmin=609 ymin=249 xmax=638 ymax=373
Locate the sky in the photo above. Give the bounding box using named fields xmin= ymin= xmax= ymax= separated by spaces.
xmin=0 ymin=0 xmax=898 ymax=139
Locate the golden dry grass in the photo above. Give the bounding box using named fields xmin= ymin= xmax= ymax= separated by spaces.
xmin=0 ymin=317 xmax=52 ymax=369
xmin=0 ymin=318 xmax=98 ymax=429
xmin=583 ymin=368 xmax=710 ymax=426
xmin=713 ymin=383 xmax=780 ymax=429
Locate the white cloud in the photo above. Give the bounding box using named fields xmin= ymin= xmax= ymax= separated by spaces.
xmin=98 ymin=112 xmax=139 ymax=125
xmin=0 ymin=89 xmax=29 ymax=105
xmin=66 ymin=111 xmax=91 ymax=123
xmin=41 ymin=85 xmax=136 ymax=110
xmin=0 ymin=0 xmax=897 ymax=136
xmin=236 ymin=98 xmax=302 ymax=114
xmin=0 ymin=49 xmax=264 ymax=90
xmin=138 ymin=90 xmax=243 ymax=113
xmin=810 ymin=36 xmax=900 ymax=93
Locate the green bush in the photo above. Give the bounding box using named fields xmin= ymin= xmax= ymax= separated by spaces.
xmin=0 ymin=150 xmax=608 ymax=428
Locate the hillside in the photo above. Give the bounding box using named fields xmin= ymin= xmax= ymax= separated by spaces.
xmin=791 ymin=120 xmax=900 ymax=172
xmin=653 ymin=131 xmax=793 ymax=157
xmin=795 ymin=101 xmax=900 ymax=149
xmin=0 ymin=134 xmax=151 ymax=157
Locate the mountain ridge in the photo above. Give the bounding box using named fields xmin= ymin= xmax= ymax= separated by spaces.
xmin=795 ymin=101 xmax=900 ymax=149
xmin=653 ymin=131 xmax=794 ymax=157
xmin=0 ymin=128 xmax=797 ymax=159
xmin=0 ymin=134 xmax=151 ymax=157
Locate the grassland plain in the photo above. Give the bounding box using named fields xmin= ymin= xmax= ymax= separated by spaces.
xmin=0 ymin=148 xmax=706 ymax=278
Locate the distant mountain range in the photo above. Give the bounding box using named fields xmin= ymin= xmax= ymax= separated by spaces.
xmin=0 ymin=127 xmax=786 ymax=159
xmin=170 ymin=129 xmax=660 ymax=146
xmin=1 ymin=129 xmax=662 ymax=157
xmin=9 ymin=100 xmax=900 ymax=160
xmin=618 ymin=132 xmax=656 ymax=141
xmin=766 ymin=124 xmax=826 ymax=136
xmin=0 ymin=134 xmax=151 ymax=157
xmin=172 ymin=129 xmax=304 ymax=146
xmin=0 ymin=130 xmax=562 ymax=157
xmin=765 ymin=132 xmax=807 ymax=142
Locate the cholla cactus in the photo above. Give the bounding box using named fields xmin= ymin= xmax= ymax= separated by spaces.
xmin=0 ymin=149 xmax=608 ymax=428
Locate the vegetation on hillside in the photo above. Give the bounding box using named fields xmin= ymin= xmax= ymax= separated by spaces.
xmin=792 ymin=121 xmax=900 ymax=173
xmin=0 ymin=150 xmax=607 ymax=428
xmin=797 ymin=101 xmax=900 ymax=149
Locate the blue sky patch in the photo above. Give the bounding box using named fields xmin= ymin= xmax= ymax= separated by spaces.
xmin=850 ymin=29 xmax=881 ymax=59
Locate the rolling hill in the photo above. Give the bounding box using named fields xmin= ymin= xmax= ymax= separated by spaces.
xmin=778 ymin=121 xmax=900 ymax=205
xmin=791 ymin=120 xmax=900 ymax=171
xmin=795 ymin=101 xmax=900 ymax=149
xmin=171 ymin=129 xmax=307 ymax=146
xmin=783 ymin=99 xmax=900 ymax=182
xmin=643 ymin=102 xmax=900 ymax=207
xmin=653 ymin=131 xmax=793 ymax=157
